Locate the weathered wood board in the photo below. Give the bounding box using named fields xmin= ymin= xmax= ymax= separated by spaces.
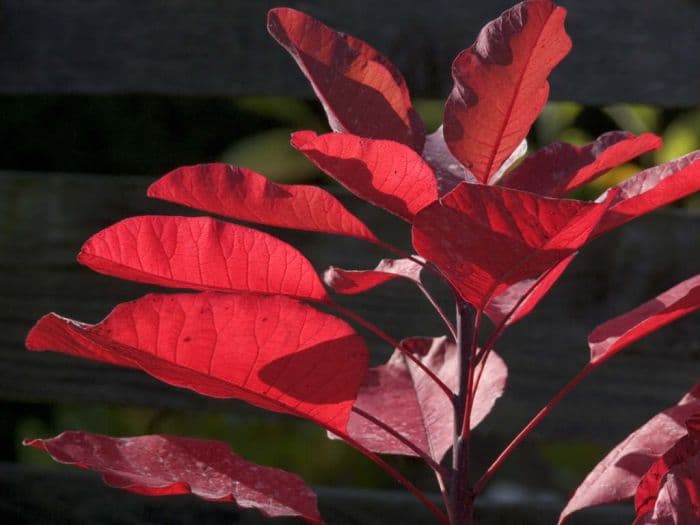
xmin=1 ymin=1 xmax=699 ymax=105
xmin=0 ymin=462 xmax=632 ymax=524
xmin=1 ymin=171 xmax=698 ymax=447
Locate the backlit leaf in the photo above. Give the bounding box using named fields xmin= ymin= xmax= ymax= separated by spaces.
xmin=443 ymin=0 xmax=571 ymax=184
xmin=26 ymin=293 xmax=368 ymax=432
xmin=503 ymin=132 xmax=661 ymax=197
xmin=324 ymin=258 xmax=423 ymax=295
xmin=588 ymin=275 xmax=700 ymax=365
xmin=594 ymin=151 xmax=700 ymax=236
xmin=485 ymin=253 xmax=576 ymax=326
xmin=24 ymin=432 xmax=323 ymax=524
xmin=78 ymin=215 xmax=328 ymax=301
xmin=413 ymin=184 xmax=613 ymax=308
xmin=293 ymin=132 xmax=438 ymax=222
xmin=148 ymin=164 xmax=377 ymax=242
xmin=268 ymin=8 xmax=425 ymax=150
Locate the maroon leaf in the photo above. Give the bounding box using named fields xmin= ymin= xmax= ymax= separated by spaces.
xmin=443 ymin=0 xmax=571 ymax=184
xmin=412 ymin=184 xmax=614 ymax=308
xmin=588 ymin=274 xmax=700 ymax=365
xmin=292 ymin=131 xmax=438 ymax=222
xmin=26 ymin=293 xmax=368 ymax=432
xmin=558 ymin=383 xmax=700 ymax=524
xmin=635 ymin=415 xmax=700 ymax=519
xmin=335 ymin=337 xmax=507 ymax=462
xmin=484 ymin=253 xmax=576 ymax=326
xmin=594 ymin=150 xmax=700 ymax=236
xmin=324 ymin=258 xmax=423 ymax=295
xmin=24 ymin=432 xmax=323 ymax=523
xmin=503 ymin=132 xmax=662 ymax=197
xmin=147 ymin=163 xmax=377 ymax=243
xmin=268 ymin=8 xmax=425 ymax=150
xmin=77 ymin=215 xmax=328 ymax=302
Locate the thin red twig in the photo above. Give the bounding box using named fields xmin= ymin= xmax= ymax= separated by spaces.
xmin=474 ymin=363 xmax=595 ymax=495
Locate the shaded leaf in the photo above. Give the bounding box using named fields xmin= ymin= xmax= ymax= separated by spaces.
xmin=293 ymin=131 xmax=438 ymax=222
xmin=78 ymin=215 xmax=328 ymax=302
xmin=268 ymin=8 xmax=424 ymax=150
xmin=634 ymin=453 xmax=700 ymax=525
xmin=594 ymin=151 xmax=700 ymax=236
xmin=24 ymin=432 xmax=323 ymax=524
xmin=558 ymin=384 xmax=700 ymax=524
xmin=484 ymin=253 xmax=576 ymax=326
xmin=335 ymin=337 xmax=507 ymax=462
xmin=421 ymin=127 xmax=477 ymax=196
xmin=412 ymin=184 xmax=613 ymax=308
xmin=443 ymin=0 xmax=571 ymax=184
xmin=503 ymin=132 xmax=662 ymax=197
xmin=26 ymin=293 xmax=368 ymax=431
xmin=324 ymin=258 xmax=423 ymax=295
xmin=148 ymin=164 xmax=377 ymax=242
xmin=635 ymin=415 xmax=700 ymax=520
xmin=588 ymin=275 xmax=700 ymax=365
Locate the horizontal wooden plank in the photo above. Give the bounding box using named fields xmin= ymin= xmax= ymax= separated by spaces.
xmin=1 ymin=171 xmax=699 ymax=447
xmin=0 ymin=463 xmax=632 ymax=524
xmin=0 ymin=1 xmax=699 ymax=105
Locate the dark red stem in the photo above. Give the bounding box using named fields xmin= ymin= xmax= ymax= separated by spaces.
xmin=449 ymin=300 xmax=477 ymax=525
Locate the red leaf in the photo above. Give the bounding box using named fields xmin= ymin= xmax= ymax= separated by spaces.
xmin=335 ymin=337 xmax=507 ymax=462
xmin=267 ymin=8 xmax=425 ymax=150
xmin=24 ymin=432 xmax=323 ymax=524
xmin=293 ymin=132 xmax=438 ymax=222
xmin=503 ymin=132 xmax=662 ymax=197
xmin=558 ymin=384 xmax=700 ymax=524
xmin=634 ymin=453 xmax=700 ymax=525
xmin=324 ymin=258 xmax=423 ymax=295
xmin=148 ymin=164 xmax=377 ymax=243
xmin=594 ymin=151 xmax=700 ymax=236
xmin=77 ymin=215 xmax=328 ymax=302
xmin=484 ymin=253 xmax=576 ymax=326
xmin=26 ymin=293 xmax=368 ymax=432
xmin=443 ymin=0 xmax=571 ymax=184
xmin=412 ymin=184 xmax=614 ymax=308
xmin=635 ymin=415 xmax=700 ymax=519
xmin=588 ymin=275 xmax=700 ymax=365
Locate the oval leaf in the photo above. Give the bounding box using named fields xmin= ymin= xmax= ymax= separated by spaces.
xmin=588 ymin=274 xmax=700 ymax=365
xmin=594 ymin=150 xmax=700 ymax=236
xmin=504 ymin=131 xmax=662 ymax=197
xmin=78 ymin=215 xmax=328 ymax=301
xmin=324 ymin=257 xmax=424 ymax=295
xmin=267 ymin=8 xmax=425 ymax=150
xmin=293 ymin=132 xmax=438 ymax=222
xmin=24 ymin=432 xmax=323 ymax=524
xmin=443 ymin=0 xmax=571 ymax=184
xmin=413 ymin=184 xmax=614 ymax=308
xmin=559 ymin=383 xmax=700 ymax=524
xmin=26 ymin=293 xmax=368 ymax=432
xmin=148 ymin=164 xmax=377 ymax=242
xmin=336 ymin=337 xmax=507 ymax=462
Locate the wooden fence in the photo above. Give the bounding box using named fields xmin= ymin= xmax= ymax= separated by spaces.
xmin=1 ymin=1 xmax=699 ymax=523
